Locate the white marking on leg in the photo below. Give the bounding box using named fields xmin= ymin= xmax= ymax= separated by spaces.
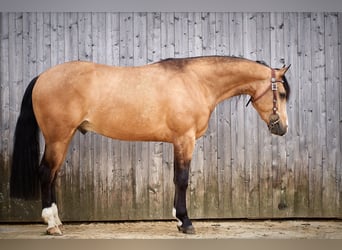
xmin=42 ymin=206 xmax=57 ymax=229
xmin=52 ymin=203 xmax=62 ymax=227
xmin=42 ymin=204 xmax=62 ymax=235
xmin=172 ymin=207 xmax=182 ymax=226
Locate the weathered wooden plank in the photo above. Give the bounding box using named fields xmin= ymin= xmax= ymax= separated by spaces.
xmin=174 ymin=12 xmax=189 ymax=58
xmin=308 ymin=13 xmax=325 ymax=217
xmin=0 ymin=12 xmax=11 ymax=221
xmin=229 ymin=12 xmax=247 ymax=218
xmin=36 ymin=13 xmax=51 ymax=74
xmin=283 ymin=12 xmax=299 ymax=217
xmin=256 ymin=12 xmax=273 ymax=218
xmin=243 ymin=12 xmax=260 ymax=218
xmin=10 ymin=12 xmax=26 ymax=220
xmin=134 ymin=12 xmax=147 ymax=66
xmin=323 ymin=13 xmax=339 ymax=217
xmin=338 ymin=12 xmax=342 ymax=218
xmin=295 ymin=12 xmax=312 ymax=216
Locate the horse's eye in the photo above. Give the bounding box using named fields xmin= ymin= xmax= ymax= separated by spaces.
xmin=279 ymin=92 xmax=286 ymax=99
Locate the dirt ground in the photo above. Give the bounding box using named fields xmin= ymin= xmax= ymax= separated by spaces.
xmin=0 ymin=220 xmax=341 ymax=239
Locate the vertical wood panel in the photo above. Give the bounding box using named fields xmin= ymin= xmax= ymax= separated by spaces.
xmin=0 ymin=12 xmax=10 ymax=220
xmin=243 ymin=13 xmax=259 ymax=218
xmin=309 ymin=13 xmax=325 ymax=216
xmin=338 ymin=12 xmax=342 ymax=218
xmin=283 ymin=12 xmax=299 ymax=217
xmin=229 ymin=12 xmax=247 ymax=218
xmin=323 ymin=13 xmax=339 ymax=217
xmin=0 ymin=12 xmax=341 ymax=222
xmin=256 ymin=12 xmax=273 ymax=218
xmin=295 ymin=13 xmax=311 ymax=216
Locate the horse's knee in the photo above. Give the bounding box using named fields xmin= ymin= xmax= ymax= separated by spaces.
xmin=174 ymin=167 xmax=189 ymax=190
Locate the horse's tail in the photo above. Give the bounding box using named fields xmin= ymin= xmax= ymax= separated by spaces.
xmin=10 ymin=76 xmax=40 ymax=200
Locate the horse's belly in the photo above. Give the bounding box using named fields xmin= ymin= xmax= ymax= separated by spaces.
xmin=83 ymin=112 xmax=172 ymax=143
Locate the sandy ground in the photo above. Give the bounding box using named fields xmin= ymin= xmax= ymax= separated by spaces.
xmin=0 ymin=220 xmax=341 ymax=239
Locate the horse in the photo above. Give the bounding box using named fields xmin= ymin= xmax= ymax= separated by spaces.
xmin=10 ymin=56 xmax=291 ymax=235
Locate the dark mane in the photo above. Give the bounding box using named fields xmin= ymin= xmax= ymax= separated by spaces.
xmin=157 ymin=57 xmax=192 ymax=70
xmin=256 ymin=60 xmax=270 ymax=67
xmin=157 ymin=55 xmax=252 ymax=70
xmin=282 ymin=75 xmax=291 ymax=100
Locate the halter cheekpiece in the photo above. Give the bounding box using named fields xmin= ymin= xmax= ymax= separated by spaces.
xmin=246 ymin=68 xmax=284 ymax=115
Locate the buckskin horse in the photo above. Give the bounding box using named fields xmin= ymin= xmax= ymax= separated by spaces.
xmin=10 ymin=56 xmax=290 ymax=235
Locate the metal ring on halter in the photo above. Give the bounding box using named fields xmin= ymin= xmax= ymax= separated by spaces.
xmin=268 ymin=113 xmax=280 ymax=130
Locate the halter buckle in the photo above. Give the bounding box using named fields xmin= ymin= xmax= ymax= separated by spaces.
xmin=271 ymin=81 xmax=277 ymax=91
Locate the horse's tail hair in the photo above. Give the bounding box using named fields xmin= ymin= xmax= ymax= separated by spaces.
xmin=10 ymin=76 xmax=40 ymax=200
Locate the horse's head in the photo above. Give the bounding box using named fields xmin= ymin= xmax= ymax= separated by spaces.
xmin=247 ymin=65 xmax=291 ymax=136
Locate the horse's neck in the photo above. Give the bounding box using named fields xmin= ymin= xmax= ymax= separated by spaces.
xmin=196 ymin=60 xmax=270 ymax=108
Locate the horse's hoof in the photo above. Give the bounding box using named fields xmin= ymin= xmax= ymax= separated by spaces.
xmin=46 ymin=226 xmax=63 ymax=236
xmin=177 ymin=224 xmax=195 ymax=234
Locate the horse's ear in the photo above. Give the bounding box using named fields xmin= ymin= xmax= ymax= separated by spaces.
xmin=280 ymin=64 xmax=291 ymax=75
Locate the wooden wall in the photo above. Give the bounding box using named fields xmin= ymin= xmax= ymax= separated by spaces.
xmin=0 ymin=12 xmax=341 ymax=222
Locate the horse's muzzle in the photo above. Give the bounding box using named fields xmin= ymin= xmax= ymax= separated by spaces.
xmin=268 ymin=114 xmax=287 ymax=136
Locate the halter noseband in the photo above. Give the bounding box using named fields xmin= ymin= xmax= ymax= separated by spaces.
xmin=246 ymin=69 xmax=284 ymax=129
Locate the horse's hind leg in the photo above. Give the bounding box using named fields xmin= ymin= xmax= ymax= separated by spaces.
xmin=40 ymin=140 xmax=71 ymax=235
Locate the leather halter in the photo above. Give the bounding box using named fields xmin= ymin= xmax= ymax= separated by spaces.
xmin=246 ymin=69 xmax=284 ymax=115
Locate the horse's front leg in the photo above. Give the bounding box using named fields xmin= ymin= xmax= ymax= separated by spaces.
xmin=173 ymin=136 xmax=196 ymax=234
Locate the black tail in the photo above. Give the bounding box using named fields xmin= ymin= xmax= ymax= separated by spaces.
xmin=10 ymin=76 xmax=40 ymax=200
